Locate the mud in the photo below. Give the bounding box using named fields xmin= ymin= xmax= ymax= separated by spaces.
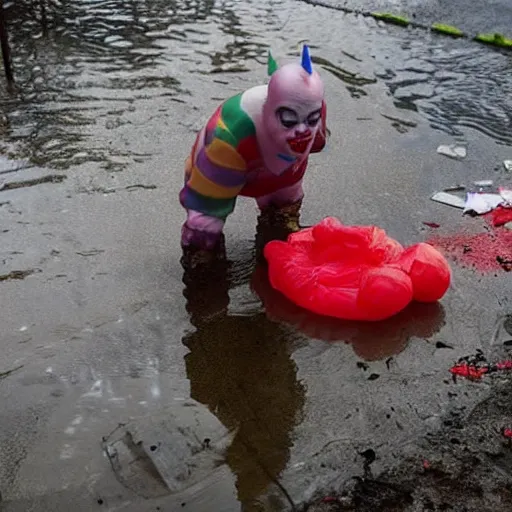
xmin=306 ymin=378 xmax=512 ymax=512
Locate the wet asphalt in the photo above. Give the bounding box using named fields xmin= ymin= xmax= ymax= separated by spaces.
xmin=0 ymin=0 xmax=511 ymax=510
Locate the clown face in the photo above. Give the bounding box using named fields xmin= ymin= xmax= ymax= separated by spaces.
xmin=275 ymin=103 xmax=323 ymax=154
xmin=262 ymin=58 xmax=325 ymax=160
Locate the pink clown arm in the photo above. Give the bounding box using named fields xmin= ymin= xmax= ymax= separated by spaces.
xmin=310 ymin=100 xmax=327 ymax=154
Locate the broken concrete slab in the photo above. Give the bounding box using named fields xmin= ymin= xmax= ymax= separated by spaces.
xmin=102 ymin=400 xmax=236 ymax=499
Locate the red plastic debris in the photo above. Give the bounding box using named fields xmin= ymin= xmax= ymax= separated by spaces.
xmin=491 ymin=206 xmax=512 ymax=227
xmin=503 ymin=428 xmax=512 ymax=439
xmin=321 ymin=496 xmax=339 ymax=503
xmin=423 ymin=222 xmax=441 ymax=228
xmin=449 ymin=363 xmax=488 ymax=380
xmin=264 ymin=217 xmax=451 ymax=322
xmin=422 ymin=459 xmax=431 ymax=470
xmin=450 ymin=359 xmax=512 ymax=380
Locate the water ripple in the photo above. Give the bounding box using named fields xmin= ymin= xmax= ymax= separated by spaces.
xmin=0 ymin=0 xmax=511 ymax=172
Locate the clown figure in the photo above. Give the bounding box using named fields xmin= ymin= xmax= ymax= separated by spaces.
xmin=179 ymin=45 xmax=328 ymax=265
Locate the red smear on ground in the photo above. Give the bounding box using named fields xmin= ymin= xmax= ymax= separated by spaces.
xmin=321 ymin=497 xmax=339 ymax=503
xmin=427 ymin=218 xmax=512 ymax=273
xmin=495 ymin=360 xmax=512 ymax=371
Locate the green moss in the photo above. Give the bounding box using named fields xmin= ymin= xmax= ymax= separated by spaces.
xmin=474 ymin=32 xmax=512 ymax=48
xmin=431 ymin=23 xmax=464 ymax=37
xmin=371 ymin=12 xmax=410 ymax=27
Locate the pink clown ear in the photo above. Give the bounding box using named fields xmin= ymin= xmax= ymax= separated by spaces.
xmin=300 ymin=44 xmax=313 ymax=75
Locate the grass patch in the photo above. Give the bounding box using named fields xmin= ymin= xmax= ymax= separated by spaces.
xmin=474 ymin=33 xmax=512 ymax=48
xmin=371 ymin=13 xmax=410 ymax=27
xmin=431 ymin=23 xmax=464 ymax=37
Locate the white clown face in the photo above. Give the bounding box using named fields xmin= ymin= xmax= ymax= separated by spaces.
xmin=262 ymin=60 xmax=325 ymax=158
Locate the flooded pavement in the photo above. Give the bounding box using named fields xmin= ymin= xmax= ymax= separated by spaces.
xmin=0 ymin=0 xmax=512 ymax=510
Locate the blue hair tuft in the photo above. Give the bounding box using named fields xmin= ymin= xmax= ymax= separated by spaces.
xmin=301 ymin=44 xmax=313 ymax=74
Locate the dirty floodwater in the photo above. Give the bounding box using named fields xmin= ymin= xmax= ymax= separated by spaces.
xmin=1 ymin=0 xmax=512 ymax=510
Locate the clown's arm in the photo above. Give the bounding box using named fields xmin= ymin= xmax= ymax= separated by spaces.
xmin=179 ymin=113 xmax=250 ymax=249
xmin=310 ymin=100 xmax=327 ymax=153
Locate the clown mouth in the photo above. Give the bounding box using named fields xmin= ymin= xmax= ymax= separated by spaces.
xmin=287 ymin=133 xmax=313 ymax=154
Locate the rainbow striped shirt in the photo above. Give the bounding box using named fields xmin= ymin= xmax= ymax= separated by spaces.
xmin=179 ymin=90 xmax=326 ymax=220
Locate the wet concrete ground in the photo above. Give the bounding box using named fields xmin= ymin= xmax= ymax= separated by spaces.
xmin=0 ymin=0 xmax=512 ymax=510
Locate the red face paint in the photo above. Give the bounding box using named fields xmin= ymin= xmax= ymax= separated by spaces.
xmin=286 ymin=132 xmax=313 ymax=153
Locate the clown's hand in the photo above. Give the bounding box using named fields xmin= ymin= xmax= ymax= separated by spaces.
xmin=181 ymin=210 xmax=226 ymax=270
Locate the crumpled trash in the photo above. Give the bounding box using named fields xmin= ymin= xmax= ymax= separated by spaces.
xmin=463 ymin=188 xmax=512 ymax=215
xmin=437 ymin=144 xmax=467 ymax=159
xmin=504 ymin=160 xmax=512 ymax=172
xmin=431 ymin=185 xmax=512 ymax=216
xmin=463 ymin=192 xmax=504 ymax=214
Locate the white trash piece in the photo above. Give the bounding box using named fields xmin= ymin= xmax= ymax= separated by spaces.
xmin=437 ymin=144 xmax=467 ymax=159
xmin=499 ymin=187 xmax=512 ymax=205
xmin=473 ymin=180 xmax=493 ymax=187
xmin=430 ymin=191 xmax=466 ymax=209
xmin=503 ymin=160 xmax=512 ymax=172
xmin=463 ymin=192 xmax=503 ymax=215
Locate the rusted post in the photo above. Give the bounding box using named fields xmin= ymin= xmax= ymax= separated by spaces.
xmin=0 ymin=0 xmax=13 ymax=84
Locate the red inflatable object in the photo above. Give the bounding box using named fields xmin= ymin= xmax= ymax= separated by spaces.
xmin=263 ymin=217 xmax=451 ymax=322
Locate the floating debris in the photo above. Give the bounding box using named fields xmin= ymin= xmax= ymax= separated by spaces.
xmin=450 ymin=359 xmax=512 ymax=381
xmin=464 ymin=192 xmax=504 ymax=215
xmin=0 ymin=269 xmax=37 ymax=281
xmin=423 ymin=221 xmax=440 ymax=228
xmin=432 ymin=185 xmax=512 ymax=217
xmin=437 ymin=144 xmax=466 ymax=159
xmin=444 ymin=184 xmax=466 ymax=192
xmin=431 ymin=191 xmax=465 ymax=209
xmin=474 ymin=180 xmax=493 ymax=187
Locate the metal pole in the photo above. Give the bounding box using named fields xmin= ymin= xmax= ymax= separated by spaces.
xmin=0 ymin=0 xmax=13 ymax=84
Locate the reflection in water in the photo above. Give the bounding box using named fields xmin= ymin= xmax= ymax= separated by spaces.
xmin=251 ymin=264 xmax=446 ymax=361
xmin=181 ymin=258 xmax=305 ymax=510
